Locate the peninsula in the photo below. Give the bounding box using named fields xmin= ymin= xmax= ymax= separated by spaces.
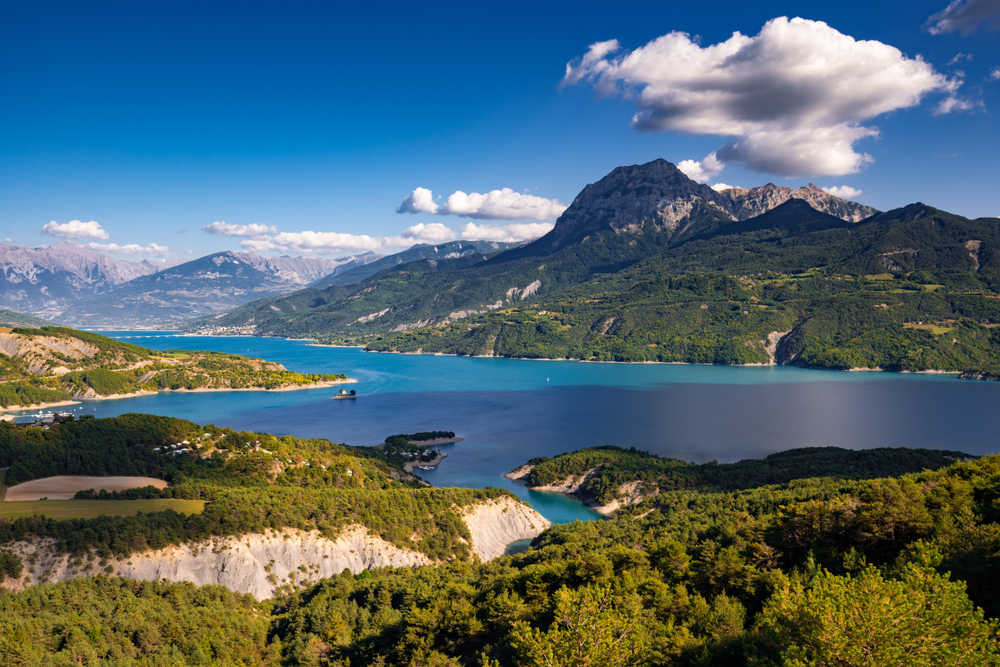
xmin=0 ymin=326 xmax=351 ymax=411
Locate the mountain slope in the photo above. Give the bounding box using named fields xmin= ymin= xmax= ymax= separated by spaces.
xmin=201 ymin=159 xmax=881 ymax=337
xmin=0 ymin=242 xmax=182 ymax=319
xmin=310 ymin=240 xmax=524 ymax=289
xmin=57 ymin=251 xmax=355 ymax=326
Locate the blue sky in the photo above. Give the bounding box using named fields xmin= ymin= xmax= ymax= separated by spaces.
xmin=1 ymin=0 xmax=998 ymax=261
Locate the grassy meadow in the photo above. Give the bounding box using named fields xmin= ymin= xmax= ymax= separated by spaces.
xmin=0 ymin=498 xmax=204 ymax=520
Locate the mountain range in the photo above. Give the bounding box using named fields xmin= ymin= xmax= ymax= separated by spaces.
xmin=0 ymin=244 xmax=379 ymax=326
xmin=201 ymin=158 xmax=1000 ymax=375
xmin=203 ymin=160 xmax=885 ymax=335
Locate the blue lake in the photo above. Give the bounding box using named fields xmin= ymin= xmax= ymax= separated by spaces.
xmin=15 ymin=331 xmax=1000 ymax=524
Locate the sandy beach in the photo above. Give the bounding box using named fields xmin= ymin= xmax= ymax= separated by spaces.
xmin=0 ymin=400 xmax=81 ymax=413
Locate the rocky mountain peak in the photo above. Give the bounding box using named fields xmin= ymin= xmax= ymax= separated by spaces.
xmin=717 ymin=183 xmax=877 ymax=223
xmin=527 ymin=159 xmax=724 ymax=254
xmin=519 ymin=159 xmax=879 ymax=258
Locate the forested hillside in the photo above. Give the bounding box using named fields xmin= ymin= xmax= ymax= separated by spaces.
xmin=0 ymin=326 xmax=346 ymax=407
xmin=0 ymin=414 xmax=505 ymax=562
xmin=4 ymin=444 xmax=1000 ymax=665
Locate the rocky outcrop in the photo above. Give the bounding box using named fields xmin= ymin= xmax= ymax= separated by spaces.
xmin=462 ymin=496 xmax=552 ymax=560
xmin=2 ymin=527 xmax=430 ymax=599
xmin=718 ymin=183 xmax=877 ymax=223
xmin=0 ymin=497 xmax=551 ymax=599
xmin=959 ymin=371 xmax=1000 ymax=381
xmin=511 ymin=160 xmax=878 ymax=259
xmin=529 ymin=466 xmax=603 ymax=494
xmin=586 ymin=480 xmax=658 ymax=515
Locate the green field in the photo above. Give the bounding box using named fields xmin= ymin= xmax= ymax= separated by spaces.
xmin=0 ymin=498 xmax=204 ymax=520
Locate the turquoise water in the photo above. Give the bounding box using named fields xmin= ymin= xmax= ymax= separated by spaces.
xmin=18 ymin=330 xmax=1000 ymax=524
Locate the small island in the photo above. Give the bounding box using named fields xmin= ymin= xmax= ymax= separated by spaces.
xmin=0 ymin=326 xmax=353 ymax=412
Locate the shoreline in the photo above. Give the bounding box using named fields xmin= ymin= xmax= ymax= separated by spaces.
xmin=0 ymin=400 xmax=81 ymax=414
xmin=0 ymin=379 xmax=356 ymax=414
xmin=354 ymin=346 xmax=974 ymax=376
xmin=403 ymin=452 xmax=448 ymax=473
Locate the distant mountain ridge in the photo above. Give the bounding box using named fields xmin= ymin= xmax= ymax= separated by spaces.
xmin=0 ymin=242 xmax=183 ymax=319
xmin=56 ymin=251 xmax=369 ymax=327
xmin=0 ymin=242 xmax=382 ymax=326
xmin=310 ymin=240 xmax=525 ymax=289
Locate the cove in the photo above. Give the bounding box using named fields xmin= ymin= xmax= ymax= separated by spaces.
xmin=15 ymin=330 xmax=1000 ymax=525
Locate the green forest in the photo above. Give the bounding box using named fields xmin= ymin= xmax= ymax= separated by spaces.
xmin=4 ymin=441 xmax=1000 ymax=664
xmin=202 ymin=200 xmax=1000 ymax=376
xmin=0 ymin=414 xmax=504 ymax=562
xmin=2 ymin=413 xmax=1000 ymax=664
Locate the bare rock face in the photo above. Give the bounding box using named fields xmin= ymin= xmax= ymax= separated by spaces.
xmin=532 ymin=159 xmax=727 ymax=253
xmin=717 ymin=183 xmax=878 ymax=222
xmin=1 ymin=497 xmax=552 ymax=599
xmin=462 ymin=496 xmax=552 ymax=560
xmin=0 ymin=242 xmax=178 ymax=319
xmin=520 ymin=160 xmax=879 ymax=257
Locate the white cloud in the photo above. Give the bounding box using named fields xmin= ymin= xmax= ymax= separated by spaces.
xmin=710 ymin=183 xmax=739 ymax=192
xmin=84 ymin=242 xmax=173 ymax=256
xmin=441 ymin=188 xmax=567 ymax=220
xmin=949 ymin=52 xmax=974 ymax=65
xmin=460 ymin=221 xmax=554 ymax=243
xmin=398 ymin=187 xmax=567 ymax=220
xmin=926 ymin=0 xmax=1000 ymax=35
xmin=239 ymin=231 xmax=402 ymax=255
xmin=397 ymin=187 xmax=439 ymax=214
xmin=990 ymin=66 xmax=1000 ymax=80
xmin=41 ymin=220 xmax=110 ymax=240
xmin=933 ymin=93 xmax=983 ymax=114
xmin=562 ymin=17 xmax=961 ymax=178
xmin=822 ymin=185 xmax=864 ymax=199
xmin=202 ymin=221 xmax=277 ymax=238
xmin=400 ymin=222 xmax=457 ymax=243
xmin=677 ymin=153 xmax=724 ymax=183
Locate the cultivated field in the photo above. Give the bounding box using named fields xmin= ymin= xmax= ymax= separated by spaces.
xmin=0 ymin=499 xmax=204 ymax=520
xmin=3 ymin=475 xmax=169 ymax=501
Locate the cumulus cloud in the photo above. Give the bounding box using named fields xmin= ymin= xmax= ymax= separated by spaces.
xmin=677 ymin=153 xmax=724 ymax=183
xmin=239 ymin=231 xmax=399 ymax=255
xmin=460 ymin=221 xmax=554 ymax=243
xmin=397 ymin=187 xmax=566 ymax=220
xmin=41 ymin=219 xmax=109 ymax=240
xmin=397 ymin=187 xmax=439 ymax=214
xmin=400 ymin=222 xmax=457 ymax=243
xmin=990 ymin=66 xmax=1000 ymax=80
xmin=84 ymin=242 xmax=173 ymax=256
xmin=822 ymin=185 xmax=864 ymax=199
xmin=933 ymin=94 xmax=982 ymax=114
xmin=202 ymin=221 xmax=278 ymax=238
xmin=235 ymin=219 xmax=549 ymax=255
xmin=441 ymin=188 xmax=567 ymax=220
xmin=926 ymin=0 xmax=1000 ymax=35
xmin=562 ymin=17 xmax=962 ymax=178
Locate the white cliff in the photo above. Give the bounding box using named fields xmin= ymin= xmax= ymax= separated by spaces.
xmin=0 ymin=496 xmax=550 ymax=599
